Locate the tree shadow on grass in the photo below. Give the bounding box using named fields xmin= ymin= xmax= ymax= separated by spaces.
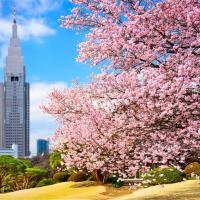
xmin=69 ymin=181 xmax=97 ymax=188
xmin=101 ymin=186 xmax=132 ymax=199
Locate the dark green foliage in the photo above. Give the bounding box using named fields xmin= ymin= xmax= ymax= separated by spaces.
xmin=0 ymin=156 xmax=50 ymax=192
xmin=25 ymin=167 xmax=48 ymax=177
xmin=2 ymin=168 xmax=49 ymax=191
xmin=36 ymin=178 xmax=56 ymax=187
xmin=107 ymin=175 xmax=118 ymax=184
xmin=53 ymin=171 xmax=70 ymax=182
xmin=68 ymin=171 xmax=89 ymax=182
xmin=0 ymin=155 xmax=30 ymax=189
xmin=87 ymin=174 xmax=96 ymax=181
xmin=0 ymin=185 xmax=13 ymax=193
xmin=0 ymin=155 xmax=29 ymax=172
xmin=49 ymin=151 xmax=62 ymax=171
xmin=24 ymin=167 xmax=49 ymax=187
xmin=14 ymin=168 xmax=49 ymax=190
xmin=2 ymin=173 xmax=23 ymax=192
xmin=107 ymin=175 xmax=123 ymax=188
xmin=143 ymin=166 xmax=184 ymax=185
xmin=184 ymin=162 xmax=200 ymax=177
xmin=0 ymin=164 xmax=17 ymax=190
xmin=112 ymin=181 xmax=123 ymax=188
xmin=19 ymin=159 xmax=32 ymax=168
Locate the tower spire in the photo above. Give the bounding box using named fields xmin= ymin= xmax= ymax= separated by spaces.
xmin=12 ymin=3 xmax=18 ymax=39
xmin=13 ymin=3 xmax=16 ymax=24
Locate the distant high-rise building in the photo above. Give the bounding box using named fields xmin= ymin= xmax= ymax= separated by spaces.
xmin=0 ymin=8 xmax=30 ymax=157
xmin=37 ymin=139 xmax=49 ymax=156
xmin=0 ymin=144 xmax=18 ymax=158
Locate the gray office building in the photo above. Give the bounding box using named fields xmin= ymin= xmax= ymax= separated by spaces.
xmin=0 ymin=14 xmax=30 ymax=157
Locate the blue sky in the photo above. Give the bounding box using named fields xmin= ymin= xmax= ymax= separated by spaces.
xmin=0 ymin=0 xmax=100 ymax=155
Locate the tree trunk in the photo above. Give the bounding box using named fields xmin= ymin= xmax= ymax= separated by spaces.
xmin=95 ymin=169 xmax=103 ymax=184
xmin=103 ymin=172 xmax=109 ymax=184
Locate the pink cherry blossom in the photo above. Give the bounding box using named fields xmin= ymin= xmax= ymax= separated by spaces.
xmin=43 ymin=0 xmax=200 ymax=180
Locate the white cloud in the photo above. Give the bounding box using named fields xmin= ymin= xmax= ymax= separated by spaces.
xmin=30 ymin=82 xmax=67 ymax=155
xmin=19 ymin=18 xmax=56 ymax=39
xmin=0 ymin=17 xmax=55 ymax=41
xmin=15 ymin=0 xmax=64 ymax=15
xmin=0 ymin=16 xmax=55 ymax=68
xmin=30 ymin=81 xmax=67 ymax=122
xmin=0 ymin=19 xmax=12 ymax=40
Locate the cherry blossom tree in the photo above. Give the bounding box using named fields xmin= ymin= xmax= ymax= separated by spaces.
xmin=43 ymin=64 xmax=199 ymax=181
xmin=43 ymin=0 xmax=200 ymax=182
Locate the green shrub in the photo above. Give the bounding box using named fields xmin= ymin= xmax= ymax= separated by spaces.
xmin=25 ymin=167 xmax=49 ymax=176
xmin=49 ymin=151 xmax=62 ymax=171
xmin=107 ymin=175 xmax=118 ymax=184
xmin=68 ymin=171 xmax=89 ymax=182
xmin=0 ymin=186 xmax=13 ymax=193
xmin=184 ymin=162 xmax=200 ymax=177
xmin=0 ymin=155 xmax=28 ymax=172
xmin=36 ymin=178 xmax=56 ymax=187
xmin=143 ymin=166 xmax=184 ymax=185
xmin=87 ymin=174 xmax=96 ymax=181
xmin=53 ymin=171 xmax=70 ymax=182
xmin=107 ymin=175 xmax=123 ymax=188
xmin=112 ymin=180 xmax=123 ymax=188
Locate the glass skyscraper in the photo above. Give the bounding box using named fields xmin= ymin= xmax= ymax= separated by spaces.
xmin=37 ymin=139 xmax=49 ymax=156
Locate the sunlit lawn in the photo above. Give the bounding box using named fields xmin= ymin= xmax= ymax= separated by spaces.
xmin=0 ymin=181 xmax=131 ymax=200
xmin=0 ymin=180 xmax=199 ymax=200
xmin=114 ymin=180 xmax=200 ymax=200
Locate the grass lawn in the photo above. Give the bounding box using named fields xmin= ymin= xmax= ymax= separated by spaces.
xmin=113 ymin=180 xmax=200 ymax=200
xmin=0 ymin=180 xmax=199 ymax=200
xmin=0 ymin=181 xmax=131 ymax=200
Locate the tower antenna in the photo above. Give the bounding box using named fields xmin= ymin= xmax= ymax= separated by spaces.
xmin=13 ymin=3 xmax=16 ymax=23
